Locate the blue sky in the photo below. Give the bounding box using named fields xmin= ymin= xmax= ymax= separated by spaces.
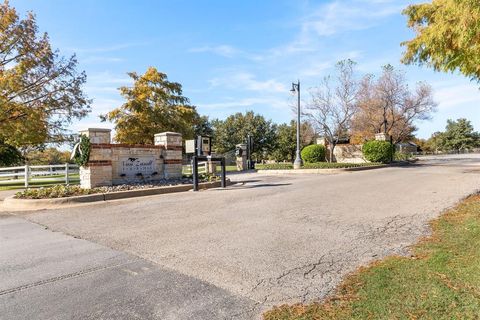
xmin=13 ymin=0 xmax=480 ymax=139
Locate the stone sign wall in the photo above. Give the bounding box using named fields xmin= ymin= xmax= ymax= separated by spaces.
xmin=79 ymin=128 xmax=183 ymax=189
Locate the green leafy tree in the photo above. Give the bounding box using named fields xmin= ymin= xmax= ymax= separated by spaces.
xmin=438 ymin=118 xmax=479 ymax=152
xmin=0 ymin=141 xmax=22 ymax=166
xmin=424 ymin=132 xmax=445 ymax=153
xmin=194 ymin=115 xmax=214 ymax=137
xmin=212 ymin=111 xmax=277 ymax=160
xmin=401 ymin=0 xmax=480 ymax=81
xmin=0 ymin=1 xmax=90 ymax=148
xmin=272 ymin=121 xmax=315 ymax=162
xmin=101 ymin=67 xmax=201 ymax=144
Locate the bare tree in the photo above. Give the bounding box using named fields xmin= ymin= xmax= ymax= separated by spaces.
xmin=304 ymin=60 xmax=358 ymax=162
xmin=352 ymin=65 xmax=437 ymax=143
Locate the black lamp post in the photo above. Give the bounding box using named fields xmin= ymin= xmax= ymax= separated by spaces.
xmin=290 ymin=80 xmax=302 ymax=169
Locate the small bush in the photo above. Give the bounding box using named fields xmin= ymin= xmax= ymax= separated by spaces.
xmin=301 ymin=144 xmax=326 ymax=163
xmin=394 ymin=152 xmax=413 ymax=161
xmin=255 ymin=163 xmax=293 ymax=170
xmin=362 ymin=140 xmax=394 ymax=163
xmin=256 ymin=162 xmax=381 ymax=170
xmin=15 ymin=185 xmax=99 ymax=199
xmin=302 ymin=162 xmax=381 ymax=169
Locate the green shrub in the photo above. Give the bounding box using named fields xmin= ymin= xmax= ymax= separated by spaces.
xmin=302 ymin=162 xmax=381 ymax=169
xmin=362 ymin=140 xmax=394 ymax=163
xmin=301 ymin=144 xmax=326 ymax=163
xmin=255 ymin=163 xmax=293 ymax=170
xmin=72 ymin=135 xmax=91 ymax=167
xmin=394 ymin=151 xmax=413 ymax=161
xmin=256 ymin=162 xmax=381 ymax=170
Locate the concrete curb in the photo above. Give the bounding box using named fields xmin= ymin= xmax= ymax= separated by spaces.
xmin=2 ymin=180 xmax=230 ymax=211
xmin=257 ymin=165 xmax=384 ymax=174
xmin=256 ymin=161 xmax=415 ymax=175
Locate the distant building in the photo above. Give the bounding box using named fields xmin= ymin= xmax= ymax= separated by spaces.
xmin=396 ymin=142 xmax=418 ymax=154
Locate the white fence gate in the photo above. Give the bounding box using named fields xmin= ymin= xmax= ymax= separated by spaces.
xmin=0 ymin=164 xmax=79 ymax=188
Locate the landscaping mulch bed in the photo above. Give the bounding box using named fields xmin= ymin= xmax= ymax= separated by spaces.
xmin=14 ymin=177 xmax=212 ymax=199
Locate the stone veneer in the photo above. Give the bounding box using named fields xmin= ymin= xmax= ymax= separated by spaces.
xmin=79 ymin=129 xmax=183 ymax=189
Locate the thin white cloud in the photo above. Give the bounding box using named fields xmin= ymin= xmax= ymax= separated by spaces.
xmin=189 ymin=45 xmax=240 ymax=58
xmin=433 ymin=81 xmax=480 ymax=110
xmin=90 ymin=98 xmax=124 ymax=115
xmin=209 ymin=72 xmax=287 ymax=93
xmin=199 ymin=97 xmax=287 ymax=110
xmin=87 ymin=71 xmax=131 ymax=85
xmin=302 ymin=1 xmax=404 ymax=37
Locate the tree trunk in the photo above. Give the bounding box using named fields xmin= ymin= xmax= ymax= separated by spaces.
xmin=329 ymin=144 xmax=335 ymax=162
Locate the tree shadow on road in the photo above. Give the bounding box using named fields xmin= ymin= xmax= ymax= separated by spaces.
xmin=219 ymin=182 xmax=292 ymax=190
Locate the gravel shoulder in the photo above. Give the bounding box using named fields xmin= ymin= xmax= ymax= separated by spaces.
xmin=7 ymin=154 xmax=480 ymax=318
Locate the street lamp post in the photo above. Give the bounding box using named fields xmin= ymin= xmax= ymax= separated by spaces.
xmin=291 ymin=80 xmax=302 ymax=169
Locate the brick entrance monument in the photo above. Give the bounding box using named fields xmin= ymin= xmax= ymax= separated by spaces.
xmin=78 ymin=128 xmax=183 ymax=189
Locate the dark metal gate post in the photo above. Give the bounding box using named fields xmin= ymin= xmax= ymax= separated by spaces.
xmin=192 ymin=155 xmax=199 ymax=191
xmin=221 ymin=157 xmax=226 ymax=188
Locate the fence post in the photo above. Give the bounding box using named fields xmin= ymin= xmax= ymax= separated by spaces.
xmin=192 ymin=156 xmax=199 ymax=191
xmin=65 ymin=163 xmax=69 ymax=185
xmin=24 ymin=165 xmax=29 ymax=188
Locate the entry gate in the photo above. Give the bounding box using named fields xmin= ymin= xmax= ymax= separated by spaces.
xmin=191 ymin=155 xmax=227 ymax=191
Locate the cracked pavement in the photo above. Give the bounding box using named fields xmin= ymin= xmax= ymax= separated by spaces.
xmin=2 ymin=154 xmax=480 ymax=319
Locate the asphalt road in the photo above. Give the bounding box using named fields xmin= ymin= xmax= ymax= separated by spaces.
xmin=1 ymin=154 xmax=479 ymax=319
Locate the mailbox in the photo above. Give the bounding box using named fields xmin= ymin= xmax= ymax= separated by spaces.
xmin=186 ymin=136 xmax=212 ymax=155
xmin=200 ymin=136 xmax=211 ymax=155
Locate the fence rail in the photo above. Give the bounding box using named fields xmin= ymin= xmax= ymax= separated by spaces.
xmin=182 ymin=161 xmax=208 ymax=175
xmin=0 ymin=164 xmax=79 ymax=188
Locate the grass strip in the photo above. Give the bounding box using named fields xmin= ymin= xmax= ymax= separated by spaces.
xmin=264 ymin=195 xmax=480 ymax=320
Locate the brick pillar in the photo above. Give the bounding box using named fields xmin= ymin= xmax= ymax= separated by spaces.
xmin=236 ymin=143 xmax=247 ymax=171
xmin=154 ymin=132 xmax=183 ymax=179
xmin=79 ymin=128 xmax=113 ymax=189
xmin=78 ymin=128 xmax=111 ymax=144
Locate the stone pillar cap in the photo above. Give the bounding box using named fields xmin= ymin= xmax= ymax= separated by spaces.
xmin=154 ymin=132 xmax=182 ymax=136
xmin=79 ymin=128 xmax=112 ymax=132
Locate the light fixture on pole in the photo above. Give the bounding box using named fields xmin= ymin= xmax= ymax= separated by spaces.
xmin=291 ymin=80 xmax=302 ymax=169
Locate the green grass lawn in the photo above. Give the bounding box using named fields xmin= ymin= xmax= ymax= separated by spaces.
xmin=182 ymin=164 xmax=238 ymax=175
xmin=0 ymin=174 xmax=80 ymax=190
xmin=264 ymin=195 xmax=480 ymax=320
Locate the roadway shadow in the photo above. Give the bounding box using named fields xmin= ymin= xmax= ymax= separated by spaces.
xmin=214 ymin=182 xmax=292 ymax=191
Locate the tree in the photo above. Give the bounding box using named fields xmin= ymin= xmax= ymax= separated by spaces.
xmin=304 ymin=60 xmax=358 ymax=162
xmin=101 ymin=67 xmax=200 ymax=144
xmin=0 ymin=1 xmax=90 ymax=147
xmin=351 ymin=65 xmax=436 ymax=143
xmin=194 ymin=115 xmax=214 ymax=137
xmin=0 ymin=141 xmax=22 ymax=166
xmin=401 ymin=0 xmax=480 ymax=81
xmin=212 ymin=111 xmax=277 ymax=159
xmin=25 ymin=147 xmax=71 ymax=165
xmin=272 ymin=121 xmax=315 ymax=162
xmin=438 ymin=118 xmax=479 ymax=152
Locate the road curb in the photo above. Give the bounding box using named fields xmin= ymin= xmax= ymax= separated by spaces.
xmin=256 ymin=161 xmax=415 ymax=175
xmin=2 ymin=180 xmax=230 ymax=211
xmin=256 ymin=165 xmax=384 ymax=174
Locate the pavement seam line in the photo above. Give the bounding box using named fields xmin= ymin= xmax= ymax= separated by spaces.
xmin=0 ymin=259 xmax=139 ymax=296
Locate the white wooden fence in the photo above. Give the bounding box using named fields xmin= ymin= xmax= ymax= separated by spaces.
xmin=182 ymin=161 xmax=208 ymax=175
xmin=0 ymin=164 xmax=79 ymax=188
